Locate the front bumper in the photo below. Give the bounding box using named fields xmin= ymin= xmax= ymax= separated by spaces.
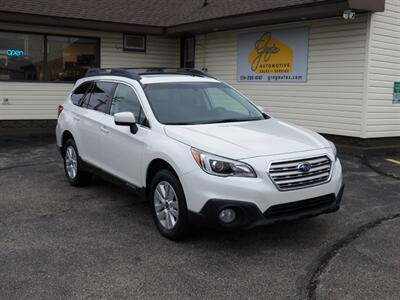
xmin=180 ymin=150 xmax=344 ymax=229
xmin=180 ymin=151 xmax=343 ymax=211
xmin=188 ymin=184 xmax=344 ymax=229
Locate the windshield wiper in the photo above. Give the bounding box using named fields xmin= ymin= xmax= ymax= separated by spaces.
xmin=209 ymin=118 xmax=261 ymax=124
xmin=164 ymin=122 xmax=194 ymax=125
xmin=164 ymin=118 xmax=262 ymax=125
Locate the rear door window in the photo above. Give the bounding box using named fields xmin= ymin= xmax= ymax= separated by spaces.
xmin=71 ymin=81 xmax=93 ymax=106
xmin=87 ymin=81 xmax=117 ymax=113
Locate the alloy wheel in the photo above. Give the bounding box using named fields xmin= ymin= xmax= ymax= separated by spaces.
xmin=65 ymin=146 xmax=78 ymax=179
xmin=154 ymin=181 xmax=179 ymax=230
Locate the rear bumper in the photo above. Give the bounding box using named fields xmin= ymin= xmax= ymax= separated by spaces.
xmin=188 ymin=184 xmax=344 ymax=229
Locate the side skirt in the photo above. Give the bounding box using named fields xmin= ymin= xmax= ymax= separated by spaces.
xmin=80 ymin=158 xmax=147 ymax=200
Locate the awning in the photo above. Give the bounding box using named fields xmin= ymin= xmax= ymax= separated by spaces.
xmin=0 ymin=0 xmax=385 ymax=35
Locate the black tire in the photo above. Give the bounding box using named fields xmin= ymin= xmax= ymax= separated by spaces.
xmin=63 ymin=138 xmax=92 ymax=187
xmin=150 ymin=169 xmax=190 ymax=240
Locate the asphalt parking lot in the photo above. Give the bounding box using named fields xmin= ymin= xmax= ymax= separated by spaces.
xmin=0 ymin=135 xmax=399 ymax=300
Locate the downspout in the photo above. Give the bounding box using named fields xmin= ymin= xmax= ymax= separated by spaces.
xmin=361 ymin=13 xmax=373 ymax=138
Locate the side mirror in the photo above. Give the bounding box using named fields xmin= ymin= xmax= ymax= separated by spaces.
xmin=256 ymin=105 xmax=269 ymax=119
xmin=114 ymin=112 xmax=138 ymax=134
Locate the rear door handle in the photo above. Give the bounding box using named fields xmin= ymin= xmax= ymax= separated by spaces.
xmin=100 ymin=126 xmax=110 ymax=134
xmin=73 ymin=116 xmax=80 ymax=121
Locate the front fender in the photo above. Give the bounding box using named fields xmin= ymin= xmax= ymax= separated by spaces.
xmin=142 ymin=135 xmax=197 ymax=186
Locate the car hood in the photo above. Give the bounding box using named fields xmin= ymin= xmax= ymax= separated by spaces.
xmin=164 ymin=118 xmax=330 ymax=159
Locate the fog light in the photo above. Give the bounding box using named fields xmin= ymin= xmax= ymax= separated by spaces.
xmin=219 ymin=208 xmax=237 ymax=224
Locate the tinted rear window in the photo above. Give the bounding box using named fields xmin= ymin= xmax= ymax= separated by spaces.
xmin=71 ymin=81 xmax=92 ymax=106
xmin=87 ymin=81 xmax=116 ymax=113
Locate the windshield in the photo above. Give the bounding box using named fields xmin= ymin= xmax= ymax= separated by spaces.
xmin=143 ymin=82 xmax=266 ymax=125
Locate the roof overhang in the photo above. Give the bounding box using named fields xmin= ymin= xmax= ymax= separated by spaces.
xmin=0 ymin=0 xmax=385 ymax=36
xmin=0 ymin=11 xmax=165 ymax=35
xmin=167 ymin=0 xmax=386 ymax=35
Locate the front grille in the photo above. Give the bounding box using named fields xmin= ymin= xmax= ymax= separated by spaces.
xmin=268 ymin=156 xmax=332 ymax=191
xmin=264 ymin=194 xmax=335 ymax=218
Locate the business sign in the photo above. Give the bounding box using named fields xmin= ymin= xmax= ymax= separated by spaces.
xmin=393 ymin=82 xmax=400 ymax=104
xmin=237 ymin=27 xmax=309 ymax=82
xmin=6 ymin=49 xmax=24 ymax=57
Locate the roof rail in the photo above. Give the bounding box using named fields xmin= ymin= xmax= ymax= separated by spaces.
xmin=129 ymin=68 xmax=215 ymax=79
xmin=84 ymin=68 xmax=142 ymax=81
xmin=84 ymin=68 xmax=215 ymax=81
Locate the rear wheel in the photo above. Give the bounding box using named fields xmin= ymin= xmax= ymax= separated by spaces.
xmin=150 ymin=169 xmax=190 ymax=240
xmin=63 ymin=139 xmax=92 ymax=187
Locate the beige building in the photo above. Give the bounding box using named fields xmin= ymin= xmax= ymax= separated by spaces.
xmin=0 ymin=0 xmax=398 ymax=139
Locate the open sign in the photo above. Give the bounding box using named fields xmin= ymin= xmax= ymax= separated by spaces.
xmin=6 ymin=49 xmax=25 ymax=57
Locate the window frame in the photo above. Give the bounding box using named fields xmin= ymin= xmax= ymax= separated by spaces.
xmin=123 ymin=33 xmax=146 ymax=52
xmin=0 ymin=29 xmax=101 ymax=83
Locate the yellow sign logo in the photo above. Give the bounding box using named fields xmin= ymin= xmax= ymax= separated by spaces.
xmin=248 ymin=32 xmax=293 ymax=74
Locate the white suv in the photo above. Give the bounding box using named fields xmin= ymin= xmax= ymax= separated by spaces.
xmin=56 ymin=68 xmax=344 ymax=240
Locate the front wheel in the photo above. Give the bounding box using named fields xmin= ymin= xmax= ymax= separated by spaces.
xmin=150 ymin=169 xmax=190 ymax=240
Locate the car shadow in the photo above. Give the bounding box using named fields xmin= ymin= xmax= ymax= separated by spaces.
xmin=89 ymin=174 xmax=332 ymax=250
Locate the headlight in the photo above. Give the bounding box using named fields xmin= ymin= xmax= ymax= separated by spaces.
xmin=191 ymin=148 xmax=257 ymax=178
xmin=328 ymin=140 xmax=338 ymax=161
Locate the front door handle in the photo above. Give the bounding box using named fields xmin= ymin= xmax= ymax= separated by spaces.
xmin=100 ymin=126 xmax=110 ymax=134
xmin=73 ymin=116 xmax=80 ymax=121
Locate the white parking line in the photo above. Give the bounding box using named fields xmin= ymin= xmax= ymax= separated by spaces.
xmin=386 ymin=159 xmax=400 ymax=166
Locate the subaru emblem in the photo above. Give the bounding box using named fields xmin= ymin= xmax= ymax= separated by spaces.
xmin=297 ymin=162 xmax=312 ymax=173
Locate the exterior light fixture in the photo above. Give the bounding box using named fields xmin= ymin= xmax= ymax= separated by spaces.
xmin=343 ymin=10 xmax=356 ymax=20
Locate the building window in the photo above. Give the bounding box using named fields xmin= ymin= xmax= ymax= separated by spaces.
xmin=47 ymin=36 xmax=99 ymax=81
xmin=0 ymin=31 xmax=100 ymax=82
xmin=181 ymin=36 xmax=195 ymax=68
xmin=0 ymin=32 xmax=44 ymax=81
xmin=123 ymin=34 xmax=146 ymax=52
